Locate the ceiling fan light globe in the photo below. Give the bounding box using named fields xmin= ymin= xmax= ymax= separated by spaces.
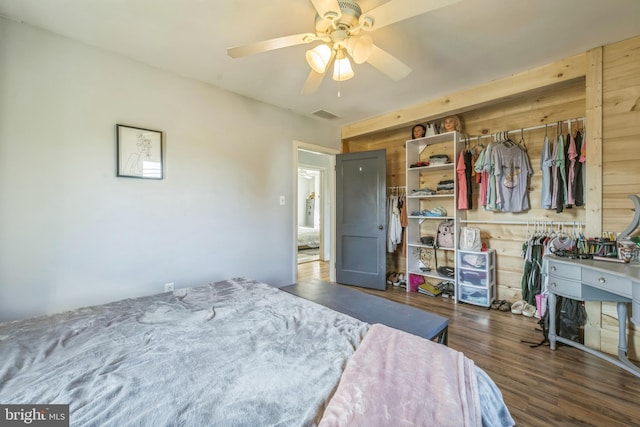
xmin=306 ymin=44 xmax=332 ymax=74
xmin=346 ymin=34 xmax=373 ymax=64
xmin=333 ymin=55 xmax=354 ymax=81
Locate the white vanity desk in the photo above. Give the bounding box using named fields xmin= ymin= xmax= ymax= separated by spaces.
xmin=544 ymin=254 xmax=640 ymax=377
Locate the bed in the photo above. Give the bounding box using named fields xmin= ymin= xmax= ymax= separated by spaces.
xmin=0 ymin=278 xmax=514 ymax=426
xmin=298 ymin=226 xmax=320 ymax=249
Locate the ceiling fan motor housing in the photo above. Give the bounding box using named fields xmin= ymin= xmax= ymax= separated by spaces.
xmin=314 ymin=0 xmax=362 ymax=36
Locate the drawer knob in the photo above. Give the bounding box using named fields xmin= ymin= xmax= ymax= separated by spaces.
xmin=551 ymin=282 xmax=557 ymax=288
xmin=599 ymin=277 xmax=606 ymax=284
xmin=551 ymin=266 xmax=557 ymax=272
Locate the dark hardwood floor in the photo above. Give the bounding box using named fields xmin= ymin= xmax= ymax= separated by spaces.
xmin=297 ymin=261 xmax=640 ymax=427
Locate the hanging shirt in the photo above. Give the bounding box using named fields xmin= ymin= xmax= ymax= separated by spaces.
xmin=464 ymin=150 xmax=473 ymax=209
xmin=550 ymin=134 xmax=562 ymax=209
xmin=572 ymin=130 xmax=584 ymax=206
xmin=457 ymin=150 xmax=468 ymax=210
xmin=400 ymin=194 xmax=408 ymax=257
xmin=483 ymin=142 xmax=500 ymax=211
xmin=474 ymin=147 xmax=487 ymax=207
xmin=492 ymin=144 xmax=533 ymax=212
xmin=540 ymin=135 xmax=553 ymax=209
xmin=387 ymin=195 xmax=402 ymax=252
xmin=555 ymin=134 xmax=566 ymax=213
xmin=491 ymin=142 xmax=502 ymax=210
xmin=579 ymin=130 xmax=586 ymax=205
xmin=566 ymin=133 xmax=578 ymax=206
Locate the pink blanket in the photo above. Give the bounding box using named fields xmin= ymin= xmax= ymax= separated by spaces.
xmin=319 ymin=323 xmax=481 ymax=427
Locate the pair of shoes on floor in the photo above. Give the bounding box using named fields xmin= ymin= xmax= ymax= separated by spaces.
xmin=511 ymin=300 xmax=537 ymax=317
xmin=386 ymin=272 xmax=405 ymax=287
xmin=397 ymin=273 xmax=406 ymax=288
xmin=387 ymin=272 xmax=398 ymax=286
xmin=490 ymin=299 xmax=511 ymax=311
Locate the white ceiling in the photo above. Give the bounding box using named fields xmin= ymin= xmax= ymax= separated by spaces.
xmin=1 ymin=0 xmax=639 ymax=127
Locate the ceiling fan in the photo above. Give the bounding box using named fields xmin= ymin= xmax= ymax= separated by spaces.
xmin=227 ymin=0 xmax=461 ymax=94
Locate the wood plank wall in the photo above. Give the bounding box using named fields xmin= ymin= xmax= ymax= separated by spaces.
xmin=342 ymin=35 xmax=640 ymax=359
xmin=600 ymin=36 xmax=640 ymax=356
xmin=454 ymin=80 xmax=587 ymax=302
xmin=344 ymin=79 xmax=587 ymax=301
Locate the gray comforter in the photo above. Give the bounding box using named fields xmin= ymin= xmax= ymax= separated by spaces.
xmin=0 ymin=278 xmax=368 ymax=426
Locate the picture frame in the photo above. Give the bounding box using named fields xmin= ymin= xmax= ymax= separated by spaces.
xmin=116 ymin=124 xmax=163 ymax=179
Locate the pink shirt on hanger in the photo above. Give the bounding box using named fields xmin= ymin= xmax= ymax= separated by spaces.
xmin=457 ymin=150 xmax=468 ymax=210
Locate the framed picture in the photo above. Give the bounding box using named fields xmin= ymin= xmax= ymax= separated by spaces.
xmin=116 ymin=124 xmax=163 ymax=179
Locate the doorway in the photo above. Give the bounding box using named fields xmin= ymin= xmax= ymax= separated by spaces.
xmin=294 ymin=142 xmax=338 ymax=283
xmin=297 ymin=167 xmax=321 ymax=264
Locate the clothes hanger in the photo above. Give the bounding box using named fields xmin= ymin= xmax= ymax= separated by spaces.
xmin=557 ymin=121 xmax=563 ymax=138
xmin=518 ymin=128 xmax=527 ymax=151
xmin=503 ymin=130 xmax=515 ymax=147
xmin=574 ymin=118 xmax=582 ymax=135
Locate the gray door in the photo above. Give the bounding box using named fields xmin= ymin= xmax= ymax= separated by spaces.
xmin=336 ymin=149 xmax=386 ymax=290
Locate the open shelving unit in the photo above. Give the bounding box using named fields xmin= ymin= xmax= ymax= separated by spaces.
xmin=405 ymin=131 xmax=464 ymax=294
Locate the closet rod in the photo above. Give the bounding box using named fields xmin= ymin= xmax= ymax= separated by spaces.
xmin=387 ymin=186 xmax=406 ymax=194
xmin=473 ymin=117 xmax=585 ymax=140
xmin=460 ymin=219 xmax=584 ymax=226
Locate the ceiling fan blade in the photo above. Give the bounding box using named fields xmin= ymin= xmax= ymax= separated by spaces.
xmin=227 ymin=33 xmax=316 ymax=58
xmin=310 ymin=0 xmax=342 ymax=21
xmin=366 ymin=45 xmax=412 ymax=81
xmin=301 ymin=69 xmax=328 ymax=95
xmin=361 ymin=0 xmax=462 ymax=30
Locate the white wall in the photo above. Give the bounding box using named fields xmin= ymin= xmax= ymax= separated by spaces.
xmin=0 ymin=18 xmax=340 ymax=321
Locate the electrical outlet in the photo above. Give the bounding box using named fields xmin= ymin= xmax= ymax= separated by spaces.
xmin=164 ymin=282 xmax=174 ymax=292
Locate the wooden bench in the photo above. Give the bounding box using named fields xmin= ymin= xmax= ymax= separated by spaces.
xmin=281 ymin=281 xmax=448 ymax=345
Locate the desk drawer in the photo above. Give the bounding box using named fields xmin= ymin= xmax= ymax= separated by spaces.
xmin=633 ymin=285 xmax=640 ymax=325
xmin=581 ymin=270 xmax=632 ymax=298
xmin=548 ymin=276 xmax=583 ymax=299
xmin=548 ymin=262 xmax=581 ymax=279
